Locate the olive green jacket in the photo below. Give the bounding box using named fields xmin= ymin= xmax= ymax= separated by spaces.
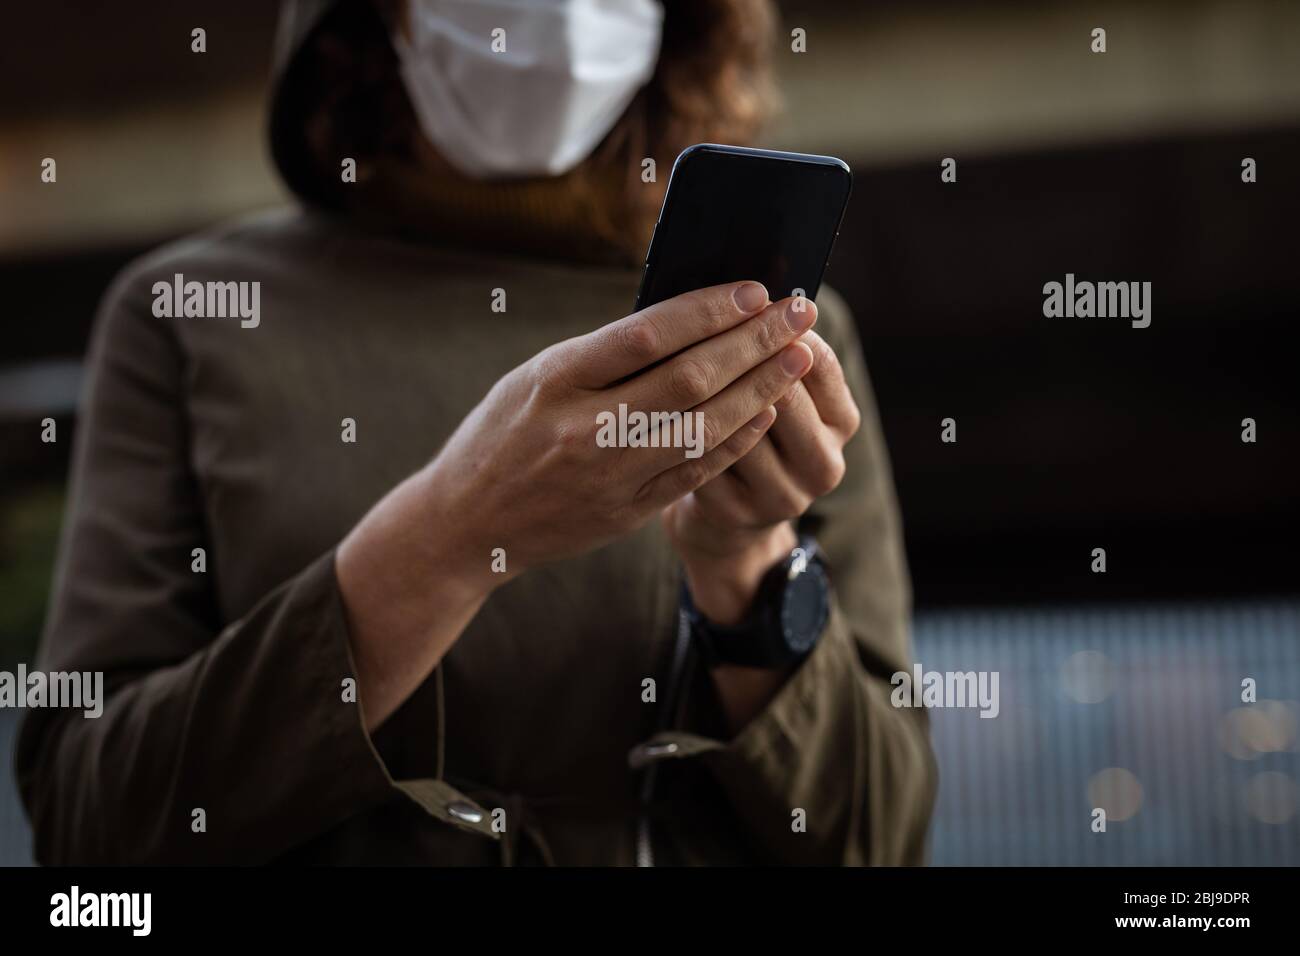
xmin=16 ymin=209 xmax=936 ymax=865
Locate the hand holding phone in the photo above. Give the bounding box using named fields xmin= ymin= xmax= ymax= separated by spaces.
xmin=645 ymin=146 xmax=862 ymax=633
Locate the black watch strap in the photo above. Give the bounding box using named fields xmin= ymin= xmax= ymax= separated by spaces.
xmin=682 ymin=580 xmax=781 ymax=668
xmin=683 ymin=536 xmax=828 ymax=669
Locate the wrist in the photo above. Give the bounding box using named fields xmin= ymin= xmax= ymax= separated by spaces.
xmin=413 ymin=462 xmax=511 ymax=601
xmin=338 ymin=466 xmax=498 ymax=623
xmin=680 ymin=522 xmax=797 ymax=626
xmin=335 ymin=466 xmax=496 ymax=730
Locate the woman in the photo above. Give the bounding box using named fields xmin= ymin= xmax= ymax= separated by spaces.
xmin=18 ymin=0 xmax=936 ymax=865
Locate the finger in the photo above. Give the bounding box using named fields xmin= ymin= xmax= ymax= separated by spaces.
xmin=622 ymin=295 xmax=818 ymax=414
xmin=567 ymin=281 xmax=770 ymax=388
xmin=637 ymin=405 xmax=777 ymax=508
xmin=692 ymin=340 xmax=813 ymax=452
xmin=769 ymin=379 xmax=833 ymax=469
xmin=709 ymin=435 xmax=813 ymax=525
xmin=626 ymin=340 xmax=813 ymax=478
xmin=690 ymin=469 xmax=755 ymax=528
xmin=799 ymin=330 xmax=861 ymax=435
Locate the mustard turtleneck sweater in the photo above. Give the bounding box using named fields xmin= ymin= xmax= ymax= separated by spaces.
xmin=345 ymin=151 xmax=656 ymax=267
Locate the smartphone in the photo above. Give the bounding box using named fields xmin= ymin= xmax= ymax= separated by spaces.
xmin=634 ymin=144 xmax=852 ymax=312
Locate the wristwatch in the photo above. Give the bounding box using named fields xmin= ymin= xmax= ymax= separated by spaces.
xmin=683 ymin=536 xmax=831 ymax=669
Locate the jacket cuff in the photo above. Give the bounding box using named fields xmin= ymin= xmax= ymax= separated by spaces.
xmin=314 ymin=550 xmax=500 ymax=841
xmin=270 ymin=549 xmax=400 ymax=830
xmin=626 ymin=603 xmax=859 ymax=799
xmin=627 ymin=606 xmax=865 ymax=862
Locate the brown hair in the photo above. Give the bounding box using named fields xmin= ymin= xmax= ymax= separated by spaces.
xmin=288 ymin=0 xmax=780 ymax=259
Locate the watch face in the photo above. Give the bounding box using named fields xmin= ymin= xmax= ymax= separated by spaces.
xmin=780 ymin=564 xmax=828 ymax=654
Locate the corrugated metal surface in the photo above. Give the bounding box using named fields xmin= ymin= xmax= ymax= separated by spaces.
xmin=916 ymin=601 xmax=1300 ymax=865
xmin=0 ymin=707 xmax=32 ymax=866
xmin=1 ymin=600 xmax=1296 ymax=866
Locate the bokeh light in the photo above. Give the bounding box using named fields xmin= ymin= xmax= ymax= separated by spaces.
xmin=1060 ymin=650 xmax=1114 ymax=704
xmin=1087 ymin=768 xmax=1143 ymax=822
xmin=1220 ymin=700 xmax=1299 ymax=760
xmin=1243 ymin=771 xmax=1298 ymax=825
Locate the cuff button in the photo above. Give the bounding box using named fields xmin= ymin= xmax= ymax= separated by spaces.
xmin=447 ymin=801 xmax=484 ymax=824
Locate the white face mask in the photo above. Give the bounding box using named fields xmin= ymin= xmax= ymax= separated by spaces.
xmin=394 ymin=0 xmax=663 ymax=179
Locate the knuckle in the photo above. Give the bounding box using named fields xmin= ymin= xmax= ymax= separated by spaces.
xmin=722 ymin=423 xmax=750 ymax=454
xmin=810 ymin=331 xmax=835 ymax=364
xmin=549 ymin=415 xmax=587 ymax=453
xmin=755 ymin=311 xmax=785 ymax=356
xmin=771 ymin=487 xmax=805 ymax=517
xmin=845 ymin=401 xmax=862 ymax=436
xmin=699 ymin=291 xmax=732 ymax=328
xmin=532 ymin=347 xmax=571 ymax=394
xmin=673 ymin=289 xmax=729 ymax=333
xmin=680 ymin=459 xmax=713 ymax=491
xmin=763 ymin=357 xmax=798 ymax=398
xmin=782 ymin=488 xmax=815 ymax=517
xmin=700 ymin=414 xmax=727 ymax=453
xmin=617 ymin=319 xmax=660 ymax=364
xmin=812 ymin=451 xmax=847 ymax=495
xmin=809 ymin=334 xmax=840 ymax=380
xmin=668 ymin=358 xmax=713 ymax=406
xmin=724 ymin=416 xmax=764 ymax=454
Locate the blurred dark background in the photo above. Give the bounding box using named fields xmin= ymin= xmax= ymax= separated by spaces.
xmin=2 ymin=0 xmax=1297 ymax=865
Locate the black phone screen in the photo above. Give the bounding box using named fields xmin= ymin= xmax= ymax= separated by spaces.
xmin=634 ymin=144 xmax=852 ymax=311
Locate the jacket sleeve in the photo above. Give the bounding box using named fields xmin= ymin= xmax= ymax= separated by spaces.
xmin=639 ymin=286 xmax=939 ymax=865
xmin=14 ymin=261 xmax=481 ymax=864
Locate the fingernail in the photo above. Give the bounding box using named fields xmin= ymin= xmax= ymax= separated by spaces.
xmin=785 ymin=297 xmax=817 ymax=332
xmin=780 ymin=344 xmax=812 ymax=376
xmin=749 ymin=405 xmax=777 ymax=430
xmin=733 ymin=282 xmax=768 ymax=313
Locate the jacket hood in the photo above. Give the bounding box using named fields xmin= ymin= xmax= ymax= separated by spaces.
xmin=262 ymin=0 xmax=653 ymax=265
xmin=268 ymin=0 xmax=348 ymax=207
